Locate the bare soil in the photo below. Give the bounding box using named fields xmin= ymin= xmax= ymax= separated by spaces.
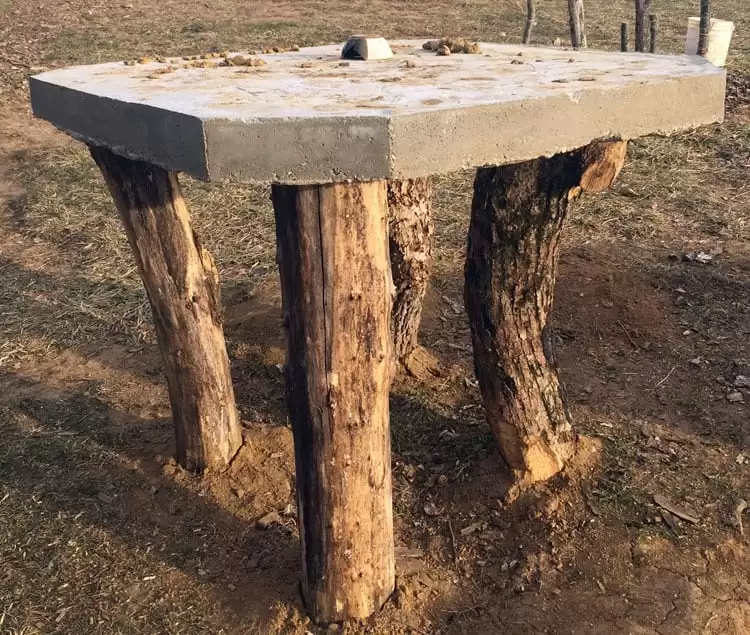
xmin=1 ymin=1 xmax=749 ymax=634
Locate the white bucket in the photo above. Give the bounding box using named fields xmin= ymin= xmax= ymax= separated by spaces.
xmin=684 ymin=17 xmax=734 ymax=67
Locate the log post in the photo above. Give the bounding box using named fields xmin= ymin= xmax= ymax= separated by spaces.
xmin=464 ymin=140 xmax=627 ymax=486
xmin=90 ymin=146 xmax=242 ymax=472
xmin=523 ymin=0 xmax=536 ymax=45
xmin=698 ymin=0 xmax=711 ymax=57
xmin=634 ymin=0 xmax=652 ymax=52
xmin=567 ymin=0 xmax=587 ymax=49
xmin=649 ymin=14 xmax=659 ymax=54
xmin=387 ymin=178 xmax=438 ymax=378
xmin=272 ymin=181 xmax=395 ymax=623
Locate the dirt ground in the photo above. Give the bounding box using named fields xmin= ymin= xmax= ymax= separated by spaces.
xmin=1 ymin=1 xmax=749 ymax=634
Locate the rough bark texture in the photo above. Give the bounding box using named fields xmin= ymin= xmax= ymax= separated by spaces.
xmin=90 ymin=146 xmax=242 ymax=472
xmin=464 ymin=140 xmax=627 ymax=485
xmin=523 ymin=0 xmax=536 ymax=44
xmin=568 ymin=0 xmax=587 ymax=48
xmin=634 ymin=0 xmax=653 ymax=52
xmin=698 ymin=0 xmax=711 ymax=57
xmin=387 ymin=178 xmax=436 ymax=377
xmin=272 ymin=181 xmax=395 ymax=623
xmin=649 ymin=14 xmax=659 ymax=54
xmin=621 ymin=22 xmax=629 ymax=52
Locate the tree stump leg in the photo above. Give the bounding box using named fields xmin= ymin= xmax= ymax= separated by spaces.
xmin=387 ymin=177 xmax=439 ymax=378
xmin=90 ymin=146 xmax=242 ymax=472
xmin=272 ymin=181 xmax=395 ymax=623
xmin=464 ymin=140 xmax=627 ymax=486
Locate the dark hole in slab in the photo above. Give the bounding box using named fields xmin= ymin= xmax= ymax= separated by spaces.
xmin=341 ymin=39 xmax=365 ymax=60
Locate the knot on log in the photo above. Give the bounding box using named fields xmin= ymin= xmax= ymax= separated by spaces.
xmin=579 ymin=139 xmax=628 ymax=193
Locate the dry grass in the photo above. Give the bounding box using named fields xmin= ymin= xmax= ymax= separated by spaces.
xmin=2 ymin=146 xmax=278 ymax=363
xmin=1 ymin=0 xmax=750 ymax=633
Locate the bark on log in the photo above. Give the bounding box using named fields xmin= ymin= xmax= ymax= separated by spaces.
xmin=698 ymin=0 xmax=711 ymax=57
xmin=387 ymin=178 xmax=437 ymax=377
xmin=272 ymin=181 xmax=395 ymax=623
xmin=649 ymin=14 xmax=659 ymax=54
xmin=90 ymin=146 xmax=242 ymax=472
xmin=567 ymin=0 xmax=587 ymax=49
xmin=634 ymin=0 xmax=652 ymax=52
xmin=523 ymin=0 xmax=536 ymax=45
xmin=464 ymin=140 xmax=627 ymax=485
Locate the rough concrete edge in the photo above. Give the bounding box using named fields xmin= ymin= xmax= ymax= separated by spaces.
xmin=203 ymin=114 xmax=393 ymax=184
xmin=28 ymin=61 xmax=726 ymax=185
xmin=388 ymin=70 xmax=727 ymax=179
xmin=29 ymin=77 xmax=210 ymax=180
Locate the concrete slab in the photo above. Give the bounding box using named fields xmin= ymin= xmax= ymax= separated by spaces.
xmin=30 ymin=41 xmax=726 ymax=183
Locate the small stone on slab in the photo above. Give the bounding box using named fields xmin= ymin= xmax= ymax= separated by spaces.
xmin=341 ymin=35 xmax=393 ymax=60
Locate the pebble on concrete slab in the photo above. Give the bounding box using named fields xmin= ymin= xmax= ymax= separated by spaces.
xmin=221 ymin=55 xmax=266 ymax=67
xmin=423 ymin=37 xmax=481 ymax=54
xmin=341 ymin=35 xmax=393 ymax=60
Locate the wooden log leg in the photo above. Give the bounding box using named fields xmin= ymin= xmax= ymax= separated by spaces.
xmin=272 ymin=181 xmax=395 ymax=623
xmin=387 ymin=177 xmax=439 ymax=378
xmin=90 ymin=146 xmax=242 ymax=472
xmin=464 ymin=140 xmax=627 ymax=486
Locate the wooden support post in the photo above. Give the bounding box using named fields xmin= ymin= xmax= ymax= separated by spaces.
xmin=272 ymin=181 xmax=395 ymax=623
xmin=90 ymin=146 xmax=242 ymax=472
xmin=523 ymin=0 xmax=536 ymax=45
xmin=464 ymin=140 xmax=627 ymax=487
xmin=698 ymin=0 xmax=711 ymax=57
xmin=649 ymin=14 xmax=659 ymax=54
xmin=387 ymin=178 xmax=438 ymax=378
xmin=567 ymin=0 xmax=587 ymax=49
xmin=621 ymin=22 xmax=629 ymax=52
xmin=634 ymin=0 xmax=652 ymax=52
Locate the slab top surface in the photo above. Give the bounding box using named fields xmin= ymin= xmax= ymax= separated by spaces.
xmin=30 ymin=40 xmax=726 ymax=183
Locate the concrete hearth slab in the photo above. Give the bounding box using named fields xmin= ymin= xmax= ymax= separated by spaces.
xmin=30 ymin=41 xmax=726 ymax=183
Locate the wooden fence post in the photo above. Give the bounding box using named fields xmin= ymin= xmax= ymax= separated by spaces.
xmin=567 ymin=0 xmax=587 ymax=49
